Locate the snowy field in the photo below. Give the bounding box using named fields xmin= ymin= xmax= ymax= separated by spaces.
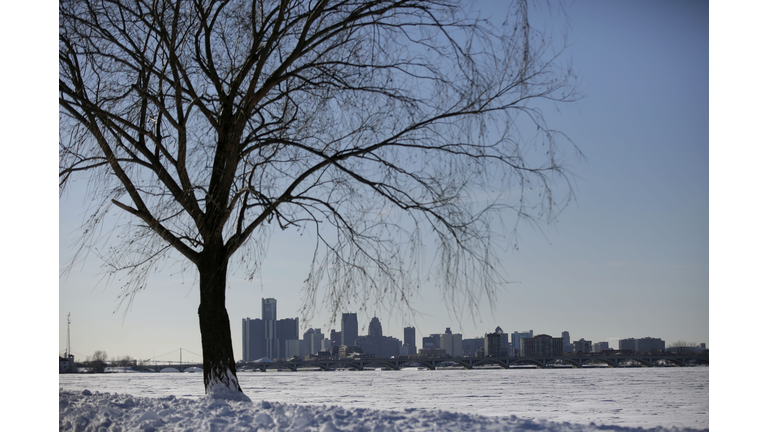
xmin=60 ymin=367 xmax=708 ymax=431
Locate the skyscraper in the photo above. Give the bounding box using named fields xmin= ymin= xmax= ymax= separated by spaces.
xmin=341 ymin=313 xmax=358 ymax=346
xmin=403 ymin=326 xmax=416 ymax=355
xmin=242 ymin=318 xmax=266 ymax=361
xmin=276 ymin=317 xmax=299 ymax=360
xmin=562 ymin=331 xmax=573 ymax=353
xmin=262 ymin=298 xmax=277 ymax=359
xmin=354 ymin=316 xmax=401 ymax=358
xmin=368 ymin=316 xmax=383 ymax=337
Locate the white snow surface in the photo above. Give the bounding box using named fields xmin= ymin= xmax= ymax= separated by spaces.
xmin=60 ymin=367 xmax=708 ymax=431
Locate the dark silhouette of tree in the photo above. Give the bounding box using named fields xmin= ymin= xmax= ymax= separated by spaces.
xmin=60 ymin=0 xmax=579 ymax=397
xmin=86 ymin=350 xmax=108 ymax=372
xmin=667 ymin=341 xmax=699 ymax=355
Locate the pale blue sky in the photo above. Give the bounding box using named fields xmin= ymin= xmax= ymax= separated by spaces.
xmin=54 ymin=0 xmax=711 ymax=364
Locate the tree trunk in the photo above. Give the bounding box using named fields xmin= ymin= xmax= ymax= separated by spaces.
xmin=197 ymin=247 xmax=249 ymax=400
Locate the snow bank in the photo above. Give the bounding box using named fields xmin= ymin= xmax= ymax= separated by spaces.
xmin=59 ymin=389 xmax=705 ymax=431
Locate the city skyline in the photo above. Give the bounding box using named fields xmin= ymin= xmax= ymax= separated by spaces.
xmin=57 ymin=0 xmax=709 ymax=363
xmin=243 ymin=306 xmax=689 ymax=363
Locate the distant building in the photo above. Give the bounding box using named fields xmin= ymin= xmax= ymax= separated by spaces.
xmin=262 ymin=298 xmax=278 ymax=359
xmin=484 ymin=332 xmax=504 ymax=357
xmin=573 ymin=338 xmax=592 ymax=353
xmin=330 ymin=329 xmax=341 ymax=347
xmin=276 ymin=318 xmax=299 ymax=360
xmin=242 ymin=317 xmax=266 ymax=361
xmin=355 ymin=317 xmax=402 ymax=358
xmin=593 ymin=342 xmax=610 ymax=353
xmin=521 ymin=334 xmax=563 ymax=357
xmin=341 ymin=313 xmax=359 ymax=347
xmin=403 ymin=326 xmax=417 ymax=355
xmin=619 ymin=337 xmax=665 ymax=353
xmin=59 ymin=355 xmax=75 ymax=373
xmin=439 ymin=328 xmax=463 ymax=357
xmin=339 ymin=345 xmax=363 ymax=358
xmin=562 ymin=331 xmax=573 ymax=353
xmin=417 ymin=348 xmax=447 ymax=358
xmin=495 ymin=327 xmax=510 ymax=355
xmin=243 ymin=299 xmax=300 ymax=361
xmin=462 ymin=337 xmax=484 ymax=356
xmin=422 ymin=334 xmax=441 ymax=350
xmin=302 ymin=328 xmax=324 ymax=356
xmin=510 ymin=330 xmax=534 ymax=356
xmin=636 ymin=337 xmax=665 ymax=353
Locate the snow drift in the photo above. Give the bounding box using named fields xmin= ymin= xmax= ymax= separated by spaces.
xmin=59 ymin=389 xmax=705 ymax=431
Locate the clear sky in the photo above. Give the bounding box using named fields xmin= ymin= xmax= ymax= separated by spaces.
xmin=53 ymin=0 xmax=710 ymax=364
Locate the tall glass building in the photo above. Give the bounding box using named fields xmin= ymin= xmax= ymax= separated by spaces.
xmin=262 ymin=298 xmax=277 ymax=359
xmin=341 ymin=313 xmax=358 ymax=346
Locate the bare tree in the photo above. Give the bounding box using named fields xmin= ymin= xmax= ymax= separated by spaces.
xmin=60 ymin=0 xmax=579 ymax=397
xmin=85 ymin=350 xmax=108 ymax=372
xmin=667 ymin=341 xmax=699 ymax=355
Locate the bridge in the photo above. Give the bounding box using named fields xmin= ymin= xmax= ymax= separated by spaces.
xmin=133 ymin=353 xmax=707 ymax=373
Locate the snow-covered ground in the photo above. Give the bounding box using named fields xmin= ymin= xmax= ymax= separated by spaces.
xmin=60 ymin=367 xmax=708 ymax=431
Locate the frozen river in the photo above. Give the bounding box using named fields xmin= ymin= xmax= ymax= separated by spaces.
xmin=59 ymin=366 xmax=708 ymax=430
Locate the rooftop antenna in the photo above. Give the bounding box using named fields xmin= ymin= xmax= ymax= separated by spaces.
xmin=66 ymin=312 xmax=72 ymax=358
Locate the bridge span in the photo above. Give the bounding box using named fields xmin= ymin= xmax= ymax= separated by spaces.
xmin=134 ymin=354 xmax=707 ymax=373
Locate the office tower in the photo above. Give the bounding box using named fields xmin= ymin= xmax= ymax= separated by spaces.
xmin=439 ymin=327 xmax=463 ymax=357
xmin=562 ymin=331 xmax=573 ymax=353
xmin=621 ymin=337 xmax=665 ymax=353
xmin=485 ymin=327 xmax=508 ymax=357
xmin=404 ymin=326 xmax=416 ymax=355
xmin=368 ymin=316 xmax=383 ymax=337
xmin=341 ymin=313 xmax=358 ymax=346
xmin=354 ymin=316 xmax=401 ymax=358
xmin=330 ymin=329 xmax=341 ymax=347
xmin=262 ymin=298 xmax=278 ymax=359
xmin=573 ymin=338 xmax=592 ymax=353
xmin=510 ymin=330 xmax=534 ymax=356
xmin=302 ymin=328 xmax=324 ymax=356
xmin=485 ymin=332 xmax=504 ymax=357
xmin=521 ymin=334 xmax=564 ymax=356
xmin=276 ymin=317 xmax=299 ymax=360
xmin=462 ymin=337 xmax=484 ymax=356
xmin=242 ymin=318 xmax=266 ymax=361
xmin=422 ymin=334 xmax=441 ymax=350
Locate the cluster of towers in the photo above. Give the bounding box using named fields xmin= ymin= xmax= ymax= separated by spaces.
xmin=242 ymin=299 xmax=683 ymax=362
xmin=242 ymin=300 xmax=418 ymax=361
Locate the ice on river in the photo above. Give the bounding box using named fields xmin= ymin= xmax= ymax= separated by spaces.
xmin=59 ymin=367 xmax=708 ymax=431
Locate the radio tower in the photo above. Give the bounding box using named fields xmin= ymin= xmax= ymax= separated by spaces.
xmin=66 ymin=312 xmax=72 ymax=358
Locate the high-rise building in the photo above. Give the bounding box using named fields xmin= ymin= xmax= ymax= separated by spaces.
xmin=493 ymin=326 xmax=509 ymax=355
xmin=561 ymin=331 xmax=573 ymax=353
xmin=403 ymin=326 xmax=416 ymax=355
xmin=439 ymin=327 xmax=463 ymax=357
xmin=243 ymin=299 xmax=301 ymax=361
xmin=462 ymin=337 xmax=484 ymax=356
xmin=484 ymin=332 xmax=504 ymax=357
xmin=620 ymin=337 xmax=665 ymax=353
xmin=521 ymin=334 xmax=563 ymax=357
xmin=593 ymin=341 xmax=609 ymax=353
xmin=341 ymin=313 xmax=358 ymax=346
xmin=242 ymin=318 xmax=266 ymax=361
xmin=574 ymin=338 xmax=592 ymax=353
xmin=330 ymin=329 xmax=341 ymax=347
xmin=355 ymin=316 xmax=402 ymax=358
xmin=302 ymin=328 xmax=324 ymax=356
xmin=262 ymin=298 xmax=278 ymax=359
xmin=368 ymin=317 xmax=383 ymax=338
xmin=276 ymin=317 xmax=299 ymax=360
xmin=510 ymin=330 xmax=533 ymax=356
xmin=422 ymin=334 xmax=441 ymax=350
